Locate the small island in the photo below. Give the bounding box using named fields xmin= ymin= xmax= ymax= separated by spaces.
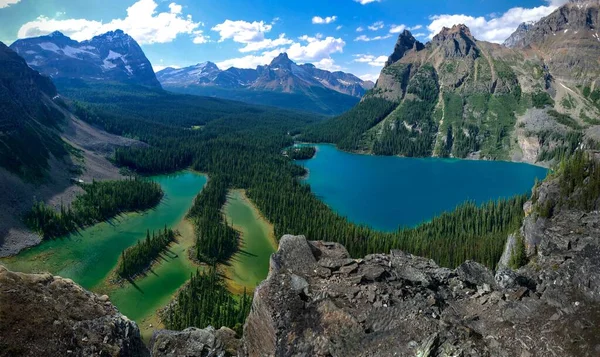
xmin=117 ymin=227 xmax=176 ymax=279
xmin=286 ymin=146 xmax=316 ymax=160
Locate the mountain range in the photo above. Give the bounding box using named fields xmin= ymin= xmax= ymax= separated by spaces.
xmin=9 ymin=30 xmax=372 ymax=116
xmin=157 ymin=53 xmax=373 ymax=115
xmin=157 ymin=53 xmax=373 ymax=98
xmin=303 ymin=0 xmax=600 ymax=165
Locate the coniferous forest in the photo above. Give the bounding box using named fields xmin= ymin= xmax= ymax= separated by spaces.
xmin=25 ymin=178 xmax=163 ymax=239
xmin=164 ymin=269 xmax=252 ymax=335
xmin=118 ymin=227 xmax=176 ymax=279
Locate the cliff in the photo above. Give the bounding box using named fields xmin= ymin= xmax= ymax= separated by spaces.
xmin=0 ymin=265 xmax=149 ymax=357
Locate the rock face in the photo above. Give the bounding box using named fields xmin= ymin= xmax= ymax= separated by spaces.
xmin=242 ymin=232 xmax=600 ymax=356
xmin=0 ymin=41 xmax=68 ymax=179
xmin=10 ymin=30 xmax=161 ymax=88
xmin=150 ymin=327 xmax=240 ymax=357
xmin=507 ymin=0 xmax=600 ymax=87
xmin=0 ymin=265 xmax=149 ymax=357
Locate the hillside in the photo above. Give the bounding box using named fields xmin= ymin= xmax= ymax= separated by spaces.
xmin=302 ymin=0 xmax=600 ymax=164
xmin=10 ymin=30 xmax=160 ymax=88
xmin=158 ymin=53 xmax=370 ymax=116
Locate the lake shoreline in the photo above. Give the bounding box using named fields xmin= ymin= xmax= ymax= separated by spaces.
xmin=222 ymin=189 xmax=277 ymax=295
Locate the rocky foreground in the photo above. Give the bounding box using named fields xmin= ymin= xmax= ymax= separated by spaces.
xmin=3 ymin=161 xmax=600 ymax=356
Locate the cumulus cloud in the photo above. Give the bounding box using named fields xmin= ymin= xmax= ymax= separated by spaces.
xmin=17 ymin=0 xmax=206 ymax=44
xmin=354 ymin=0 xmax=381 ymax=4
xmin=0 ymin=0 xmax=21 ymax=9
xmin=355 ymin=34 xmax=392 ymax=42
xmin=336 ymin=25 xmax=343 ymax=30
xmin=239 ymin=33 xmax=293 ymax=52
xmin=368 ymin=21 xmax=384 ymax=31
xmin=0 ymin=0 xmax=20 ymax=8
xmin=359 ymin=73 xmax=380 ymax=82
xmin=389 ymin=24 xmax=406 ymax=34
xmin=426 ymin=4 xmax=560 ymax=43
xmin=312 ymin=16 xmax=337 ymax=24
xmin=356 ymin=26 xmax=364 ymax=32
xmin=216 ymin=35 xmax=345 ymax=70
xmin=212 ymin=19 xmax=272 ymax=43
xmin=354 ymin=54 xmax=387 ymax=67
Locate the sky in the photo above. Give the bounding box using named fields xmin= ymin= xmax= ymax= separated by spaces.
xmin=0 ymin=0 xmax=569 ymax=81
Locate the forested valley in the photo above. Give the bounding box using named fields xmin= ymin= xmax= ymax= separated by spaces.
xmin=57 ymin=82 xmax=536 ymax=333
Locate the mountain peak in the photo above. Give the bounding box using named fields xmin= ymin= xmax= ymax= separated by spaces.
xmin=48 ymin=31 xmax=67 ymax=38
xmin=269 ymin=53 xmax=293 ymax=67
xmin=434 ymin=24 xmax=474 ymax=41
xmin=385 ymin=30 xmax=423 ymax=67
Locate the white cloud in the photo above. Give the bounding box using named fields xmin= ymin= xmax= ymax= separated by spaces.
xmin=212 ymin=19 xmax=272 ymax=43
xmin=356 ymin=26 xmax=364 ymax=32
xmin=413 ymin=32 xmax=426 ymax=38
xmin=355 ymin=34 xmax=392 ymax=42
xmin=354 ymin=0 xmax=381 ymax=4
xmin=368 ymin=21 xmax=384 ymax=31
xmin=354 ymin=54 xmax=387 ymax=67
xmin=427 ymin=4 xmax=559 ymax=43
xmin=409 ymin=25 xmax=423 ymax=31
xmin=359 ymin=73 xmax=380 ymax=82
xmin=389 ymin=24 xmax=406 ymax=34
xmin=287 ymin=35 xmax=345 ymax=61
xmin=216 ymin=35 xmax=345 ymax=70
xmin=17 ymin=0 xmax=204 ymax=44
xmin=336 ymin=25 xmax=343 ymax=30
xmin=545 ymin=0 xmax=568 ymax=5
xmin=310 ymin=58 xmax=342 ymax=71
xmin=0 ymin=0 xmax=21 ymax=9
xmin=239 ymin=33 xmax=293 ymax=52
xmin=312 ymin=16 xmax=337 ymax=24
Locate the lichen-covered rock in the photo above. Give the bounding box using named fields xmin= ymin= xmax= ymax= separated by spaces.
xmin=149 ymin=326 xmax=240 ymax=357
xmin=241 ymin=230 xmax=600 ymax=356
xmin=0 ymin=265 xmax=149 ymax=357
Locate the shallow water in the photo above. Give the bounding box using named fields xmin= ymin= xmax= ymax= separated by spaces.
xmin=1 ymin=171 xmax=207 ymax=327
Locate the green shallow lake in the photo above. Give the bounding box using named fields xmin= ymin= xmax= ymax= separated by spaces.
xmin=298 ymin=144 xmax=549 ymax=231
xmin=223 ymin=190 xmax=277 ymax=294
xmin=1 ymin=171 xmax=207 ymax=331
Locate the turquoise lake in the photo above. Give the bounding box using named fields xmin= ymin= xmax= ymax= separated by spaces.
xmin=297 ymin=144 xmax=548 ymax=231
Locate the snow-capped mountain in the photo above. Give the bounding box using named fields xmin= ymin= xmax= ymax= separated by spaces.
xmin=156 ymin=53 xmax=374 ymax=98
xmin=10 ymin=30 xmax=160 ymax=88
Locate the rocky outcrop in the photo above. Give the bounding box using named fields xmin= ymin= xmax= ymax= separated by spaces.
xmin=241 ymin=230 xmax=600 ymax=356
xmin=0 ymin=265 xmax=148 ymax=357
xmin=150 ymin=326 xmax=240 ymax=357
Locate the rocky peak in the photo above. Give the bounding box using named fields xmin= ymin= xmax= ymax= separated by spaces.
xmin=10 ymin=30 xmax=161 ymax=88
xmin=431 ymin=24 xmax=479 ymax=58
xmin=384 ymin=30 xmax=423 ymax=67
xmin=503 ymin=21 xmax=536 ymax=47
xmin=269 ymin=52 xmax=293 ymax=69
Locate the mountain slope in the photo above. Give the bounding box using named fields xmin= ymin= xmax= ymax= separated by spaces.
xmin=10 ymin=30 xmax=160 ymax=88
xmin=0 ymin=41 xmax=68 ymax=180
xmin=157 ymin=53 xmax=370 ymax=115
xmin=302 ymin=2 xmax=600 ymax=164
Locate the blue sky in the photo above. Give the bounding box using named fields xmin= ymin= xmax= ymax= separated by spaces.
xmin=0 ymin=0 xmax=567 ymax=81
